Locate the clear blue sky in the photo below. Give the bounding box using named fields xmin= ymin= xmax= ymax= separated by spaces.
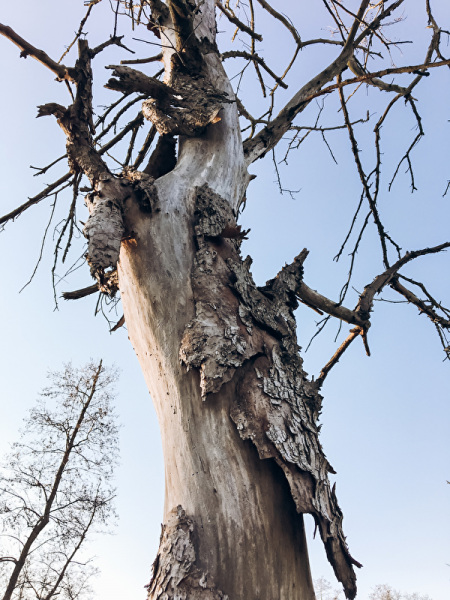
xmin=0 ymin=2 xmax=449 ymax=599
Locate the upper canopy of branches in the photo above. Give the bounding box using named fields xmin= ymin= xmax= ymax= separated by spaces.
xmin=0 ymin=0 xmax=449 ymax=378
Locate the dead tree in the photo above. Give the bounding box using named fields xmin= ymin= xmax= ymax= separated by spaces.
xmin=0 ymin=1 xmax=449 ymax=598
xmin=0 ymin=361 xmax=118 ymax=600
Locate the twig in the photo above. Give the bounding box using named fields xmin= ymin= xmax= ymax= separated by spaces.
xmin=256 ymin=0 xmax=301 ymax=45
xmin=222 ymin=51 xmax=287 ymax=88
xmin=315 ymin=327 xmax=361 ymax=387
xmin=215 ymin=1 xmax=263 ymax=41
xmin=18 ymin=194 xmax=59 ymax=293
xmin=124 ymin=116 xmax=144 ymax=165
xmin=338 ymin=73 xmax=394 ymax=268
xmin=390 ymin=277 xmax=450 ymax=330
xmin=95 ymin=95 xmax=145 ymax=142
xmin=133 ymin=125 xmax=157 ymax=169
xmin=90 ymin=35 xmax=135 ymax=58
xmin=388 ymin=98 xmax=424 ymax=192
xmin=58 ymin=2 xmax=97 ymax=63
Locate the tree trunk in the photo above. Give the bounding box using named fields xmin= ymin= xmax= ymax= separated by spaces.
xmin=118 ymin=184 xmax=315 ymax=599
xmin=117 ymin=3 xmax=357 ymax=599
xmin=116 ymin=24 xmax=316 ymax=594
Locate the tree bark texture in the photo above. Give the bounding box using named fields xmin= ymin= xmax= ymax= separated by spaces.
xmin=115 ymin=4 xmax=358 ymax=598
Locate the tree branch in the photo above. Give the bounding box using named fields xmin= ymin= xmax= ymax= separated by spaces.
xmin=62 ymin=284 xmax=99 ymax=301
xmin=0 ymin=24 xmax=75 ymax=81
xmin=0 ymin=173 xmax=72 ymax=228
xmin=266 ymin=248 xmax=367 ymax=328
xmin=296 ymin=281 xmax=366 ymax=327
xmin=241 ymin=0 xmax=450 ymax=165
xmin=342 ymin=0 xmax=371 ymax=52
xmin=390 ymin=278 xmax=450 ymax=330
xmin=355 ymin=243 xmax=450 ymax=321
xmin=245 ymin=54 xmax=450 ymax=164
xmin=347 ymin=55 xmax=409 ymax=95
xmin=272 ymin=241 xmax=450 ymax=375
xmin=221 ymin=50 xmax=288 ymax=88
xmin=243 ymin=49 xmax=351 ymax=164
xmin=353 ymin=0 xmax=406 ymax=47
xmin=216 ymin=1 xmax=263 ymax=41
xmin=121 ymin=52 xmax=162 ymax=65
xmin=255 ymin=0 xmax=300 ymax=45
xmin=90 ymin=34 xmax=135 ymax=58
xmin=105 ymin=64 xmax=174 ymax=98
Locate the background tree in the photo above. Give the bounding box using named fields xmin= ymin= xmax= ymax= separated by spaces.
xmin=0 ymin=1 xmax=449 ymax=599
xmin=369 ymin=584 xmax=432 ymax=600
xmin=314 ymin=579 xmax=434 ymax=600
xmin=0 ymin=361 xmax=118 ymax=600
xmin=314 ymin=576 xmax=342 ymax=600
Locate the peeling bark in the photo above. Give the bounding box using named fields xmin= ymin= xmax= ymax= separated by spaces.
xmin=147 ymin=506 xmax=228 ymax=600
xmin=179 ymin=185 xmax=257 ymax=396
xmin=141 ymin=64 xmax=229 ymax=137
xmin=179 ymin=184 xmax=360 ymax=598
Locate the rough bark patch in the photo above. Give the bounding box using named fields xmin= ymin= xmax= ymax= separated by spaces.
xmin=84 ymin=171 xmax=158 ymax=280
xmin=83 ymin=177 xmax=125 ymax=277
xmin=146 ymin=506 xmax=228 ymax=600
xmin=180 ymin=185 xmax=262 ymax=396
xmin=123 ymin=170 xmax=159 ymax=214
xmin=179 ymin=184 xmax=360 ymax=599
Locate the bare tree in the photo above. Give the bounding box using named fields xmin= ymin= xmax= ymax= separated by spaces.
xmin=0 ymin=1 xmax=449 ymax=598
xmin=0 ymin=361 xmax=118 ymax=600
xmin=369 ymin=584 xmax=432 ymax=600
xmin=314 ymin=576 xmax=342 ymax=600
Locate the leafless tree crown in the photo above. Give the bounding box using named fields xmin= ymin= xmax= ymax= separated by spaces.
xmin=0 ymin=0 xmax=448 ymax=366
xmin=0 ymin=361 xmax=118 ymax=600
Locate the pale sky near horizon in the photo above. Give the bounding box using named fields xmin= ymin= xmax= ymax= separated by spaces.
xmin=0 ymin=1 xmax=449 ymax=599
